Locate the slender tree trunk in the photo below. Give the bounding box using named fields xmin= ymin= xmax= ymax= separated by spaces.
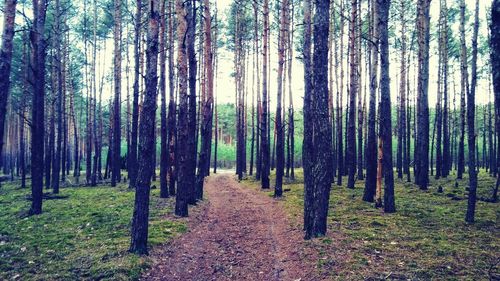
xmin=129 ymin=0 xmax=142 ymax=188
xmin=457 ymin=0 xmax=468 ymax=180
xmin=363 ymin=0 xmax=378 ymax=202
xmin=196 ymin=0 xmax=214 ymax=201
xmin=167 ymin=0 xmax=176 ymax=196
xmin=415 ymin=0 xmax=431 ymax=190
xmin=347 ymin=0 xmax=359 ymax=189
xmin=378 ymin=0 xmax=395 ymax=213
xmin=129 ymin=0 xmax=160 ymax=254
xmin=275 ymin=0 xmax=287 ymax=197
xmin=465 ymin=0 xmax=479 ymax=223
xmin=159 ymin=0 xmax=168 ymax=198
xmin=112 ymin=0 xmax=122 ymax=187
xmin=491 ymin=0 xmax=500 ymax=202
xmin=260 ymin=0 xmax=270 ymax=189
xmin=442 ymin=0 xmax=450 ymax=178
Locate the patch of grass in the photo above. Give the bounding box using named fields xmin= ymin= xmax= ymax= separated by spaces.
xmin=243 ymin=169 xmax=500 ymax=280
xmin=0 ymin=179 xmax=186 ymax=280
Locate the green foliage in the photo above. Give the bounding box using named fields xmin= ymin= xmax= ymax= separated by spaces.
xmin=0 ymin=181 xmax=186 ymax=280
xmin=243 ymin=170 xmax=499 ymax=279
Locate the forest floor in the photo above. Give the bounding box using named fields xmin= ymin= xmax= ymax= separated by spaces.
xmin=142 ymin=174 xmax=321 ymax=281
xmin=0 ymin=179 xmax=186 ymax=280
xmin=242 ymin=170 xmax=500 ymax=280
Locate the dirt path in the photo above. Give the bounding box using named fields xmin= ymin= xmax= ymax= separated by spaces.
xmin=142 ymin=174 xmax=319 ymax=281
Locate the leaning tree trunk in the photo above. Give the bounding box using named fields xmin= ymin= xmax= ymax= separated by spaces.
xmin=129 ymin=0 xmax=160 ymax=254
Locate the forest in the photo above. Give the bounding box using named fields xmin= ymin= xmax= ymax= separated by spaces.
xmin=0 ymin=0 xmax=499 ymax=279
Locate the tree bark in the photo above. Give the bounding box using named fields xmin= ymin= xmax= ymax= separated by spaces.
xmin=0 ymin=0 xmax=18 ymax=187
xmin=304 ymin=0 xmax=332 ymax=239
xmin=260 ymin=0 xmax=270 ymax=189
xmin=465 ymin=0 xmax=479 ymax=223
xmin=347 ymin=0 xmax=359 ymax=189
xmin=196 ymin=0 xmax=214 ymax=200
xmin=490 ymin=0 xmax=500 ymax=202
xmin=363 ymin=0 xmax=378 ymax=202
xmin=129 ymin=0 xmax=142 ymax=188
xmin=129 ymin=0 xmax=160 ymax=254
xmin=159 ymin=0 xmax=168 ymax=198
xmin=112 ymin=0 xmax=122 ymax=187
xmin=29 ymin=0 xmax=48 ymax=215
xmin=415 ymin=0 xmax=431 ymax=190
xmin=175 ymin=0 xmax=190 ymax=217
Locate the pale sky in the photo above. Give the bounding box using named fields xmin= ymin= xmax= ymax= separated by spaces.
xmin=1 ymin=0 xmax=494 ymax=109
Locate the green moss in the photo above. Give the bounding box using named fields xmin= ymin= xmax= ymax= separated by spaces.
xmin=242 ymin=169 xmax=500 ymax=279
xmin=0 ymin=180 xmax=185 ymax=280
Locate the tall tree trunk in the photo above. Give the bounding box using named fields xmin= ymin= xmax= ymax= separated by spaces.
xmin=129 ymin=0 xmax=142 ymax=188
xmin=167 ymin=0 xmax=176 ymax=196
xmin=112 ymin=0 xmax=122 ymax=187
xmin=29 ymin=0 xmax=48 ymax=215
xmin=52 ymin=0 xmax=64 ymax=193
xmin=0 ymin=0 xmax=17 ymax=187
xmin=129 ymin=0 xmax=160 ymax=254
xmin=378 ymin=0 xmax=395 ymax=213
xmin=303 ymin=0 xmax=313 ymax=236
xmin=442 ymin=0 xmax=450 ymax=178
xmin=159 ymin=0 xmax=168 ymax=198
xmin=457 ymin=0 xmax=468 ymax=180
xmin=398 ymin=0 xmax=407 ymax=181
xmin=347 ymin=0 xmax=358 ymax=189
xmin=175 ymin=0 xmax=190 ymax=217
xmin=260 ymin=0 xmax=270 ymax=189
xmin=491 ymin=0 xmax=500 ymax=202
xmin=336 ymin=0 xmax=345 ymax=186
xmin=196 ymin=0 xmax=214 ymax=201
xmin=465 ymin=0 xmax=479 ymax=223
xmin=363 ymin=0 xmax=378 ymax=202
xmin=415 ymin=0 xmax=431 ymax=190
xmin=186 ymin=0 xmax=197 ymax=204
xmin=304 ymin=0 xmax=332 ymax=239
xmin=275 ymin=0 xmax=287 ymax=198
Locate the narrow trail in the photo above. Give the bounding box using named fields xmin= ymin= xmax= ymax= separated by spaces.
xmin=142 ymin=174 xmax=319 ymax=281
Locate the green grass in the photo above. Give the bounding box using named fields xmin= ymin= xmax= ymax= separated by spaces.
xmin=243 ymin=169 xmax=500 ymax=280
xmin=0 ymin=179 xmax=186 ymax=281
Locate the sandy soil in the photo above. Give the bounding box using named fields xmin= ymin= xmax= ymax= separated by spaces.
xmin=142 ymin=174 xmax=320 ymax=281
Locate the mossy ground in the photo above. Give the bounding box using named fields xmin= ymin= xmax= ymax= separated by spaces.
xmin=0 ymin=178 xmax=186 ymax=281
xmin=243 ymin=169 xmax=499 ymax=280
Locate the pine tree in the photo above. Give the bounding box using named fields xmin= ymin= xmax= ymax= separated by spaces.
xmin=129 ymin=0 xmax=160 ymax=254
xmin=0 ymin=0 xmax=18 ymax=188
